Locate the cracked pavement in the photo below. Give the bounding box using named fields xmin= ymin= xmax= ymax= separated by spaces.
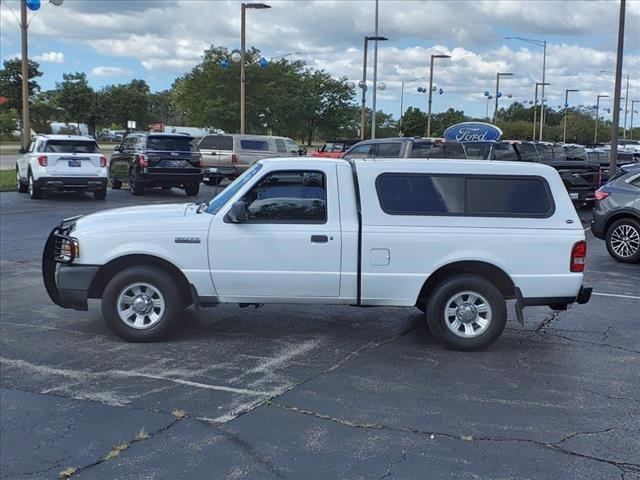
xmin=1 ymin=187 xmax=639 ymax=479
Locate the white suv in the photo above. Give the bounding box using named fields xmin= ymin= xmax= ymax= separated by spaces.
xmin=16 ymin=135 xmax=108 ymax=200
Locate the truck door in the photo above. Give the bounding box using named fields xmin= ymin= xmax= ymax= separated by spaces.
xmin=210 ymin=166 xmax=342 ymax=300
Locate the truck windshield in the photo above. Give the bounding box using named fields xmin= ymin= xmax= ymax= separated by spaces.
xmin=206 ymin=163 xmax=263 ymax=215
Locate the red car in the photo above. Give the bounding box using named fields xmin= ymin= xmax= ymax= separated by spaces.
xmin=310 ymin=139 xmax=359 ymax=158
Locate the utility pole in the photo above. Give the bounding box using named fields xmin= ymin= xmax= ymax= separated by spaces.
xmin=359 ymin=37 xmax=368 ymax=140
xmin=371 ymin=0 xmax=379 ymax=139
xmin=623 ymin=74 xmax=630 ymax=139
xmin=610 ymin=0 xmax=626 ymax=174
xmin=20 ymin=0 xmax=30 ymax=152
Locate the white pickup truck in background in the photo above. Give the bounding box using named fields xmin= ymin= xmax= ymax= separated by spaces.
xmin=43 ymin=157 xmax=592 ymax=350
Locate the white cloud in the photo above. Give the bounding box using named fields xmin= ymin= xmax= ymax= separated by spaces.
xmin=33 ymin=51 xmax=65 ymax=63
xmin=89 ymin=66 xmax=133 ymax=77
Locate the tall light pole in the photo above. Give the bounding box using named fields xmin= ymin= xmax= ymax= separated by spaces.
xmin=359 ymin=35 xmax=388 ymax=140
xmin=594 ymin=94 xmax=609 ymax=144
xmin=485 ymin=94 xmax=493 ymax=120
xmin=631 ymin=100 xmax=639 ymax=140
xmin=269 ymin=51 xmax=301 ymax=61
xmin=371 ymin=0 xmax=380 ymax=139
xmin=240 ymin=2 xmax=270 ymax=134
xmin=6 ymin=0 xmax=65 ymax=151
xmin=506 ymin=36 xmax=547 ymax=140
xmin=563 ymin=89 xmax=580 ymax=143
xmin=610 ymin=0 xmax=626 ymax=173
xmin=426 ymin=54 xmax=451 ymax=137
xmin=533 ymin=82 xmax=550 ymax=141
xmin=623 ymin=73 xmax=630 ymax=139
xmin=399 ymin=77 xmax=425 ymax=136
xmin=494 ymin=72 xmax=514 ymax=123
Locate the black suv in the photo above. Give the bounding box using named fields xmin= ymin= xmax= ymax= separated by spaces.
xmin=342 ymin=137 xmax=466 ymax=159
xmin=110 ymin=133 xmax=203 ymax=196
xmin=591 ymin=164 xmax=640 ymax=263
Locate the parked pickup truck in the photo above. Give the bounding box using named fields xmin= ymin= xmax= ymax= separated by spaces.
xmin=43 ymin=158 xmax=592 ymax=351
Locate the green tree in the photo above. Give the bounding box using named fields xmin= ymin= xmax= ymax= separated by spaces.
xmin=430 ymin=108 xmax=467 ymax=137
xmin=0 ymin=110 xmax=19 ymax=138
xmin=103 ymin=79 xmax=151 ymax=129
xmin=400 ymin=107 xmax=427 ymax=137
xmin=55 ymin=72 xmax=95 ymax=134
xmin=30 ymin=91 xmax=57 ymax=134
xmin=0 ymin=58 xmax=42 ymax=111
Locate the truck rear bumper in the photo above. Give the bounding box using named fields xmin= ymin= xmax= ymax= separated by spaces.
xmin=35 ymin=177 xmax=107 ymax=192
xmin=519 ymin=283 xmax=592 ymax=308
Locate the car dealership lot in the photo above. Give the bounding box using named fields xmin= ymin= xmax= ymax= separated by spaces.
xmin=1 ymin=187 xmax=639 ymax=479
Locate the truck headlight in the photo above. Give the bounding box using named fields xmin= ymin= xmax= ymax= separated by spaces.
xmin=55 ymin=236 xmax=79 ymax=263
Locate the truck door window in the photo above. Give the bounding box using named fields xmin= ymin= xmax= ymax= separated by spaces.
xmin=375 ymin=143 xmax=402 ymax=158
xmin=240 ymin=140 xmax=270 ymax=151
xmin=275 ymin=139 xmax=287 ymax=153
xmin=346 ymin=144 xmax=372 ymax=158
xmin=243 ymin=170 xmax=327 ymax=223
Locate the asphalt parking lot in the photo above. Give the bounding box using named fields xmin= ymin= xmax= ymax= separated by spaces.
xmin=1 ymin=185 xmax=639 ymax=480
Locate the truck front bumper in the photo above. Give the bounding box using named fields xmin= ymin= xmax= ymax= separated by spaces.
xmin=43 ymin=226 xmax=99 ymax=311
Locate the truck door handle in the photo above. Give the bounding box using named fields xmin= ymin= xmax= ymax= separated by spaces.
xmin=311 ymin=235 xmax=328 ymax=243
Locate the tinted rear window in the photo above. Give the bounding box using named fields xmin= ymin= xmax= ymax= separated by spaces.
xmin=410 ymin=142 xmax=466 ymax=159
xmin=535 ymin=143 xmax=553 ymax=162
xmin=491 ymin=143 xmax=518 ymax=161
xmin=240 ymin=140 xmax=270 ymax=151
xmin=199 ymin=135 xmax=233 ymax=150
xmin=463 ymin=142 xmax=492 ymax=160
xmin=564 ymin=146 xmax=588 ymax=161
xmin=517 ymin=143 xmax=538 ymax=162
xmin=376 ymin=174 xmax=553 ymax=217
xmin=375 ymin=142 xmax=403 ymax=157
xmin=552 ymin=145 xmax=567 ymax=161
xmin=44 ymin=140 xmax=99 ymax=153
xmin=147 ymin=136 xmax=198 ymax=152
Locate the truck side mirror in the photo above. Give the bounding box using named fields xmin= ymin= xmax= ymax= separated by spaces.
xmin=225 ymin=200 xmax=248 ymax=223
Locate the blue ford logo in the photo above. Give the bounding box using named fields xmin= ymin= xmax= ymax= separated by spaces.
xmin=443 ymin=122 xmax=503 ymax=142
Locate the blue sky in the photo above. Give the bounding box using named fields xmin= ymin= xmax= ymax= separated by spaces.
xmin=1 ymin=0 xmax=639 ymax=124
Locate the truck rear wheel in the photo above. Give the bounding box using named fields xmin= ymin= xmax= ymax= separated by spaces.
xmin=102 ymin=265 xmax=184 ymax=342
xmin=426 ymin=274 xmax=506 ymax=351
xmin=185 ymin=183 xmax=200 ymax=196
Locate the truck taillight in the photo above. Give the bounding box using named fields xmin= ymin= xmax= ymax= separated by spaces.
xmin=137 ymin=154 xmax=148 ymax=167
xmin=231 ymin=154 xmax=238 ymax=165
xmin=570 ymin=241 xmax=587 ymax=272
xmin=100 ymin=156 xmax=108 ymax=168
xmin=37 ymin=155 xmax=47 ymax=167
xmin=595 ymin=189 xmax=610 ymax=201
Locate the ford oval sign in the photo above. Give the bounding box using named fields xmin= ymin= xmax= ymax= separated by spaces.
xmin=443 ymin=122 xmax=502 ymax=142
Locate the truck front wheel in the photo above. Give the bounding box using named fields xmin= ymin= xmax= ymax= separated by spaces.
xmin=102 ymin=265 xmax=184 ymax=342
xmin=426 ymin=274 xmax=506 ymax=351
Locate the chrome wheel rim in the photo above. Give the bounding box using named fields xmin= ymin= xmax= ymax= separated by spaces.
xmin=611 ymin=224 xmax=640 ymax=258
xmin=444 ymin=290 xmax=492 ymax=339
xmin=117 ymin=282 xmax=165 ymax=330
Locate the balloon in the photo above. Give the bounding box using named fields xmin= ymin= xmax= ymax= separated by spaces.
xmin=219 ymin=59 xmax=229 ymax=70
xmin=230 ymin=50 xmax=242 ymax=63
xmin=26 ymin=0 xmax=40 ymax=10
xmin=346 ymin=81 xmax=355 ymax=89
xmin=438 ymin=88 xmax=443 ymax=95
xmin=483 ymin=91 xmax=489 ymax=96
xmin=50 ymin=0 xmax=64 ymax=5
xmin=259 ymin=57 xmax=269 ymax=69
xmin=506 ymin=93 xmax=513 ymax=99
xmin=358 ymin=80 xmax=365 ymax=88
xmin=378 ymin=82 xmax=385 ymax=91
xmin=497 ymin=91 xmax=502 ymax=98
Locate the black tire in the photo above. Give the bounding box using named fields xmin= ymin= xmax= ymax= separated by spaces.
xmin=28 ymin=172 xmax=42 ymax=199
xmin=101 ymin=265 xmax=184 ymax=342
xmin=111 ymin=173 xmax=122 ymax=190
xmin=205 ymin=177 xmax=222 ymax=186
xmin=94 ymin=188 xmax=107 ymax=200
xmin=162 ymin=186 xmax=172 ymax=190
xmin=425 ymin=274 xmax=506 ymax=351
xmin=16 ymin=168 xmax=27 ymax=193
xmin=185 ymin=183 xmax=200 ymax=196
xmin=129 ymin=170 xmax=144 ymax=196
xmin=416 ymin=303 xmax=426 ymax=313
xmin=606 ymin=218 xmax=640 ymax=263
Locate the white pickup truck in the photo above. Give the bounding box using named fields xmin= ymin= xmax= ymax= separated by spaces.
xmin=43 ymin=158 xmax=592 ymax=350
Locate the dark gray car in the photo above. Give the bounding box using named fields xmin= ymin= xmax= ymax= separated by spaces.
xmin=591 ymin=165 xmax=640 ymax=263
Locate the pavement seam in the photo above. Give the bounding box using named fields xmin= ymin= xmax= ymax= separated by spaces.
xmin=268 ymin=401 xmax=640 ymax=477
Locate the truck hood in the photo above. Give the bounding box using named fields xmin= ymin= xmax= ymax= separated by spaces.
xmin=72 ymin=203 xmax=209 ymax=234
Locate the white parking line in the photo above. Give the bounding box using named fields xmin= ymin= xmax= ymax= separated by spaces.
xmin=593 ymin=292 xmax=640 ymax=300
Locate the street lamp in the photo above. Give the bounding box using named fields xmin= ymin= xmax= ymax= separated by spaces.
xmin=270 ymin=51 xmax=301 ymax=61
xmin=563 ymin=89 xmax=580 ymax=143
xmin=483 ymin=91 xmax=493 ymax=120
xmin=506 ymin=36 xmax=547 ymax=140
xmin=601 ymin=70 xmax=631 ymax=139
xmin=239 ymin=2 xmax=271 ymax=134
xmin=533 ymin=82 xmax=550 ymax=141
xmin=594 ymin=94 xmax=609 ymax=143
xmin=398 ymin=77 xmax=426 ymax=136
xmin=631 ymin=100 xmax=639 ymax=140
xmin=359 ymin=35 xmax=388 ymax=140
xmin=493 ymin=73 xmax=514 ymax=123
xmin=4 ymin=0 xmax=65 ymax=151
xmin=426 ymin=54 xmax=451 ymax=137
